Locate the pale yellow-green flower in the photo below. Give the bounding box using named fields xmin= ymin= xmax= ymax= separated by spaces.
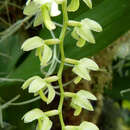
xmin=24 ymin=0 xmax=61 ymax=30
xmin=64 ymin=121 xmax=99 ymax=130
xmin=21 ymin=76 xmax=58 ymax=104
xmin=70 ymin=90 xmax=97 ymax=116
xmin=21 ymin=36 xmax=53 ymax=67
xmin=72 ymin=58 xmax=99 ymax=83
xmin=71 ymin=18 xmax=102 ymax=47
xmin=22 ymin=108 xmax=58 ymax=130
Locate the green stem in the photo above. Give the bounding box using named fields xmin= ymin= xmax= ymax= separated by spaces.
xmin=57 ymin=0 xmax=68 ymax=129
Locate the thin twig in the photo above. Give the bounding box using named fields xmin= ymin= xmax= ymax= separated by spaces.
xmin=0 ymin=17 xmax=11 ymax=26
xmin=0 ymin=78 xmax=25 ymax=83
xmin=1 ymin=95 xmax=20 ymax=109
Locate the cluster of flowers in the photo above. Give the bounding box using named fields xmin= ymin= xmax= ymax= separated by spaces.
xmin=21 ymin=0 xmax=102 ymax=130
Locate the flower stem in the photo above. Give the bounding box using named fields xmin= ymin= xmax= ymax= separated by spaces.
xmin=57 ymin=0 xmax=68 ymax=129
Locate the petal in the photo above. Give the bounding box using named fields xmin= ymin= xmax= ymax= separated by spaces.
xmin=77 ymin=90 xmax=97 ymax=100
xmin=75 ymin=25 xmax=95 ymax=43
xmin=80 ymin=121 xmax=99 ymax=130
xmin=22 ymin=108 xmax=44 ymax=123
xmin=41 ymin=44 xmax=52 ymax=66
xmin=82 ymin=18 xmax=102 ymax=32
xmin=23 ymin=1 xmax=39 ymax=16
xmin=67 ymin=0 xmax=79 ymax=12
xmin=21 ymin=36 xmax=44 ymax=51
xmin=50 ymin=2 xmax=61 ymax=17
xmin=72 ymin=65 xmax=91 ymax=81
xmin=72 ymin=96 xmax=94 ymax=111
xmin=46 ymin=84 xmax=55 ymax=104
xmin=34 ymin=12 xmax=44 ymax=27
xmin=29 ymin=78 xmax=46 ymax=93
xmin=41 ymin=116 xmax=52 ymax=130
xmin=82 ymin=0 xmax=92 ymax=9
xmin=41 ymin=5 xmax=56 ymax=30
xmin=21 ymin=76 xmax=39 ymax=90
xmin=79 ymin=58 xmax=99 ymax=71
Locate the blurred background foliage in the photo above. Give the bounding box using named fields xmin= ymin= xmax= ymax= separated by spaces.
xmin=0 ymin=0 xmax=130 ymax=130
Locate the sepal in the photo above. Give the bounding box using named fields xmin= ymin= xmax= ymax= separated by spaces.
xmin=22 ymin=108 xmax=44 ymax=123
xmin=21 ymin=36 xmax=44 ymax=51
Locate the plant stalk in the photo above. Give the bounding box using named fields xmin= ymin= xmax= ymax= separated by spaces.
xmin=57 ymin=0 xmax=68 ymax=129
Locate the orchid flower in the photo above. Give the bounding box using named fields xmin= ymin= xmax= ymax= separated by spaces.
xmin=69 ymin=90 xmax=97 ymax=116
xmin=64 ymin=121 xmax=99 ymax=130
xmin=72 ymin=58 xmax=99 ymax=83
xmin=24 ymin=0 xmax=61 ymax=30
xmin=21 ymin=75 xmax=59 ymax=104
xmin=71 ymin=18 xmax=102 ymax=47
xmin=21 ymin=36 xmax=60 ymax=66
xmin=22 ymin=108 xmax=58 ymax=130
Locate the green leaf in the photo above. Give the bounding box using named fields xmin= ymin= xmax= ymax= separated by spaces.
xmin=64 ymin=0 xmax=130 ymax=59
